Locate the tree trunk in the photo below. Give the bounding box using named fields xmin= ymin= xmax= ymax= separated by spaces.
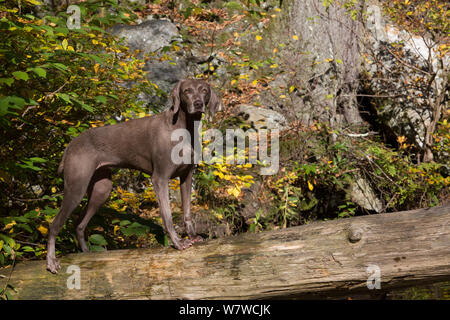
xmin=1 ymin=205 xmax=449 ymax=300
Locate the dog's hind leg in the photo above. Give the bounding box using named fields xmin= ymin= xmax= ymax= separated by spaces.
xmin=46 ymin=154 xmax=96 ymax=273
xmin=76 ymin=168 xmax=112 ymax=252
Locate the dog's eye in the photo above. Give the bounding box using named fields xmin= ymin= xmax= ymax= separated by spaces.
xmin=184 ymin=88 xmax=193 ymax=94
xmin=202 ymin=88 xmax=208 ymax=93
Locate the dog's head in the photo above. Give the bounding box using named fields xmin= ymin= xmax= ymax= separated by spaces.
xmin=170 ymin=79 xmax=223 ymax=119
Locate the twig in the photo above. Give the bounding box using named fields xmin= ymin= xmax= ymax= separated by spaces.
xmin=16 ymin=240 xmax=42 ymax=247
xmin=344 ymin=131 xmax=378 ymax=138
xmin=11 ymin=193 xmax=63 ymax=202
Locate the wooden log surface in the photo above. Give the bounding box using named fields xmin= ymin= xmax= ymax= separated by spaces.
xmin=1 ymin=205 xmax=449 ymax=299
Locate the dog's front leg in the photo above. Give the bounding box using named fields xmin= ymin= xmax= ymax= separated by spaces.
xmin=153 ymin=175 xmax=193 ymax=250
xmin=180 ymin=169 xmax=203 ymax=243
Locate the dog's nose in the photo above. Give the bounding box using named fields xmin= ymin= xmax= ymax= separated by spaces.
xmin=194 ymin=100 xmax=203 ymax=109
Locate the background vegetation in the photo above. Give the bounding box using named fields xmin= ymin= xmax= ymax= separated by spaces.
xmin=0 ymin=0 xmax=448 ymax=299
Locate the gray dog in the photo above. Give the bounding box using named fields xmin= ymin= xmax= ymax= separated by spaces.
xmin=46 ymin=79 xmax=222 ymax=273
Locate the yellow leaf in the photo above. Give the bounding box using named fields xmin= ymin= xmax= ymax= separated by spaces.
xmin=275 ymin=8 xmax=281 ymax=12
xmin=138 ymin=112 xmax=146 ymax=118
xmin=279 ymin=95 xmax=286 ymax=99
xmin=308 ymin=180 xmax=314 ymax=191
xmin=233 ymin=32 xmax=239 ymax=38
xmin=289 ymin=86 xmax=295 ymax=93
xmin=213 ymin=170 xmax=224 ymax=179
xmin=270 ymin=64 xmax=278 ymax=68
xmin=51 ymin=187 xmax=56 ymax=193
xmin=38 ymin=225 xmax=48 ymax=236
xmin=231 ymin=79 xmax=237 ymax=85
xmin=62 ymin=39 xmax=68 ymax=50
xmin=255 ymin=35 xmax=262 ymax=41
xmin=252 ymin=79 xmax=258 ymax=86
xmin=26 ymin=0 xmax=43 ymax=5
xmin=114 ymin=225 xmax=120 ymax=235
xmin=273 ymin=48 xmax=278 ymax=54
xmin=228 ymin=187 xmax=241 ymax=198
xmin=3 ymin=221 xmax=16 ymax=231
xmin=397 ymin=136 xmax=406 ymax=144
xmin=94 ymin=63 xmax=100 ymax=74
xmin=292 ymin=35 xmax=298 ymax=40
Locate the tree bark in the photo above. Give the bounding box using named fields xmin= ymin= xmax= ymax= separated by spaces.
xmin=1 ymin=205 xmax=449 ymax=300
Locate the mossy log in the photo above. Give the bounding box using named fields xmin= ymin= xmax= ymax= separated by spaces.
xmin=1 ymin=205 xmax=449 ymax=299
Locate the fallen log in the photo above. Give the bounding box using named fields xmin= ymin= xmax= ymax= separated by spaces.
xmin=1 ymin=205 xmax=449 ymax=299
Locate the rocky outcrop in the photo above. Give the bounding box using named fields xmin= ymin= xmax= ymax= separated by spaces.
xmin=111 ymin=19 xmax=179 ymax=54
xmin=363 ymin=2 xmax=447 ymax=152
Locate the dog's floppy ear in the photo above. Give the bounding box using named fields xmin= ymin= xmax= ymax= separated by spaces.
xmin=207 ymin=86 xmax=223 ymax=121
xmin=170 ymin=80 xmax=183 ymax=114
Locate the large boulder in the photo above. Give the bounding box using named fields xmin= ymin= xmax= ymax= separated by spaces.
xmin=111 ymin=19 xmax=179 ymax=55
xmin=111 ymin=19 xmax=187 ymax=109
xmin=363 ymin=2 xmax=447 ymax=151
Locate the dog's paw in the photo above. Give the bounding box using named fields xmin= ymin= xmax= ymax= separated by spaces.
xmin=189 ymin=235 xmax=204 ymax=243
xmin=174 ymin=238 xmax=194 ymax=250
xmin=46 ymin=257 xmax=61 ymax=274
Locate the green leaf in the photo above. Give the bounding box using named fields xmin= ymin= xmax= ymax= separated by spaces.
xmin=12 ymin=71 xmax=29 ymax=81
xmin=29 ymin=157 xmax=47 ymax=163
xmin=88 ymin=234 xmax=107 ymax=246
xmin=119 ymin=220 xmax=131 ymax=227
xmin=0 ymin=96 xmax=26 ymax=116
xmin=121 ymin=222 xmax=149 ymax=237
xmin=89 ymin=245 xmax=106 ymax=252
xmin=95 ymin=96 xmax=107 ymax=104
xmin=30 ymin=67 xmax=47 ymax=78
xmin=57 ymin=93 xmax=72 ymax=104
xmin=24 ymin=210 xmax=39 ymax=219
xmin=0 ymin=234 xmax=16 ymax=248
xmin=0 ymin=78 xmax=14 ymax=87
xmin=17 ymin=223 xmax=33 ymax=233
xmin=71 ymin=98 xmax=93 ymax=112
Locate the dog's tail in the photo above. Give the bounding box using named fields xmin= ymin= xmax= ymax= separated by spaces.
xmin=57 ymin=151 xmax=66 ymax=175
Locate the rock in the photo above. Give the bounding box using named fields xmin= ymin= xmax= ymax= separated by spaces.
xmin=111 ymin=19 xmax=180 ymax=55
xmin=31 ymin=185 xmax=44 ymax=197
xmin=237 ymin=104 xmax=287 ymax=131
xmin=111 ymin=19 xmax=187 ymax=109
xmin=239 ymin=180 xmax=270 ymax=225
xmin=351 ymin=177 xmax=383 ymax=213
xmin=364 ymin=3 xmax=447 ymax=149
